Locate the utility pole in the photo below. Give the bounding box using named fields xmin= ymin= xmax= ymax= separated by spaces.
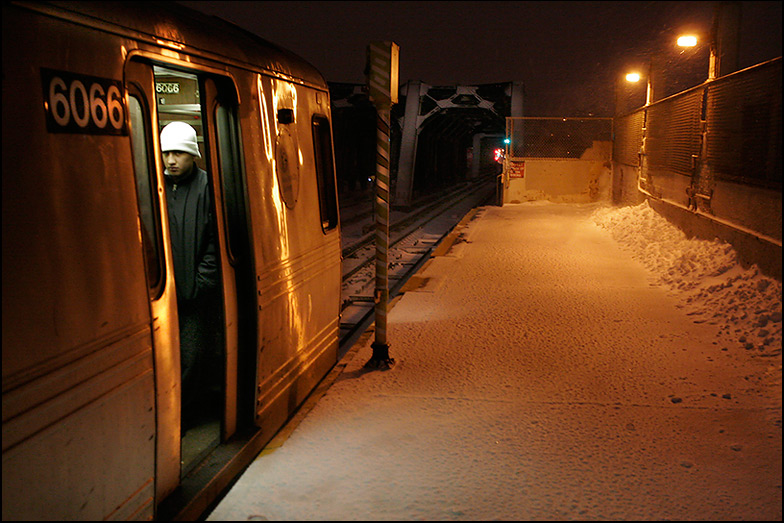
xmin=365 ymin=41 xmax=399 ymax=370
xmin=709 ymin=1 xmax=741 ymax=80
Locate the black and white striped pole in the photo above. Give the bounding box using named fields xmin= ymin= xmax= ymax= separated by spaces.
xmin=365 ymin=41 xmax=399 ymax=370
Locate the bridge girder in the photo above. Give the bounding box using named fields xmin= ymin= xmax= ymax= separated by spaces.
xmin=328 ymin=80 xmax=524 ymax=206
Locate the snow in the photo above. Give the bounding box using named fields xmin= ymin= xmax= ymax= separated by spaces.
xmin=207 ymin=200 xmax=781 ymax=521
xmin=591 ymin=201 xmax=782 ymax=357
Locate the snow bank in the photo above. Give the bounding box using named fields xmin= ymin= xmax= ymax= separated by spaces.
xmin=592 ymin=201 xmax=782 ymax=357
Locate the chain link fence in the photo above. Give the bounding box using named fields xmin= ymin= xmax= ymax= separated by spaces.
xmin=506 ymin=117 xmax=613 ymax=159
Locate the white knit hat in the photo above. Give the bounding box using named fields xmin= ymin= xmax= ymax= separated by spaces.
xmin=160 ymin=121 xmax=201 ymax=158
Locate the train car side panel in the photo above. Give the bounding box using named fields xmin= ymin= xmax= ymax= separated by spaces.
xmin=2 ymin=5 xmax=156 ymax=520
xmin=250 ymin=75 xmax=341 ymax=428
xmin=1 ymin=4 xmax=152 ymax=382
xmin=3 ymin=2 xmax=343 ymax=519
xmin=2 ymin=332 xmax=155 ymax=520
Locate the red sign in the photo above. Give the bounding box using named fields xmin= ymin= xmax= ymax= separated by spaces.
xmin=509 ymin=161 xmax=525 ymax=178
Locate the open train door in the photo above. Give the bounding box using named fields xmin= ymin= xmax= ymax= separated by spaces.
xmin=200 ymin=75 xmax=252 ymax=442
xmin=124 ymin=57 xmax=182 ymax=504
xmin=127 ymin=55 xmax=255 ymax=513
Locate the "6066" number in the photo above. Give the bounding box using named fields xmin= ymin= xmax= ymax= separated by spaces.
xmin=41 ymin=68 xmax=127 ymax=135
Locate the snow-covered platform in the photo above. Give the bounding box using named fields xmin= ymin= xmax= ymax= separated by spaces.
xmin=208 ymin=201 xmax=781 ymax=521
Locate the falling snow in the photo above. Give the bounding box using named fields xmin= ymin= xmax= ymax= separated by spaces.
xmin=208 ymin=200 xmax=781 ymax=521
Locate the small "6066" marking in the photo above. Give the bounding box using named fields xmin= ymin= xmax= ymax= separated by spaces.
xmin=41 ymin=68 xmax=127 ymax=135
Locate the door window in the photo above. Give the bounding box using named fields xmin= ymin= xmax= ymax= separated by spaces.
xmin=128 ymin=93 xmax=163 ymax=297
xmin=215 ymin=104 xmax=248 ymax=264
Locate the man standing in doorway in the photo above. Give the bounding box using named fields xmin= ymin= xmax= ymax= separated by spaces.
xmin=160 ymin=121 xmax=219 ymax=432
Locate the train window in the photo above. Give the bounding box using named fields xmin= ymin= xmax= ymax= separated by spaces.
xmin=128 ymin=94 xmax=163 ymax=295
xmin=154 ymin=66 xmax=203 ymax=138
xmin=215 ymin=104 xmax=248 ymax=264
xmin=312 ymin=115 xmax=339 ymax=231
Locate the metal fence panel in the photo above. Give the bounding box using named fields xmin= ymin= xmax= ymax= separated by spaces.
xmin=646 ymin=87 xmax=703 ymax=176
xmin=613 ymin=111 xmax=644 ymax=166
xmin=706 ymin=58 xmax=782 ymax=188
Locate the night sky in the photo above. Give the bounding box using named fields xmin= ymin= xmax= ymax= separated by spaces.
xmin=179 ymin=1 xmax=781 ymax=116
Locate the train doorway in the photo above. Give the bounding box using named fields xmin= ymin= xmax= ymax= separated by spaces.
xmin=153 ymin=65 xmax=226 ymax=477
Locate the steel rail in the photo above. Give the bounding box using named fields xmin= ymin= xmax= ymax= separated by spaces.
xmin=341 ymin=180 xmax=487 ymax=271
xmin=338 ymin=179 xmax=495 ymax=351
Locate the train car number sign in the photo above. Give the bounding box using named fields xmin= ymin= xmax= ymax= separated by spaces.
xmin=41 ymin=68 xmax=127 ymax=135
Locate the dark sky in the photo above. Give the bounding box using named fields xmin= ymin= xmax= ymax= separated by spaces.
xmin=179 ymin=1 xmax=781 ymax=116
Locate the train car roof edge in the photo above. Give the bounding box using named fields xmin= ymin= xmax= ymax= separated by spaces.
xmin=10 ymin=1 xmax=330 ymax=90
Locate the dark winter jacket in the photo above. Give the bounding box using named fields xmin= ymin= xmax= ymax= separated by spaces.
xmin=164 ymin=166 xmax=218 ymax=304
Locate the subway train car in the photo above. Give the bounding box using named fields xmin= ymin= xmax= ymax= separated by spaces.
xmin=2 ymin=2 xmax=341 ymax=519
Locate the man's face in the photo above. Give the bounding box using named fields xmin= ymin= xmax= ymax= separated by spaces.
xmin=163 ymin=151 xmax=195 ymax=178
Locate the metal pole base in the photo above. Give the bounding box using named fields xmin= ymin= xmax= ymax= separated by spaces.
xmin=364 ymin=342 xmax=395 ymax=370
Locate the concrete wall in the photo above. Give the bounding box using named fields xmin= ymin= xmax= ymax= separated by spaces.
xmin=504 ymin=141 xmax=612 ymax=204
xmin=648 ymin=198 xmax=782 ymax=281
xmin=611 ymin=160 xmax=782 ymax=282
xmin=611 ymin=162 xmax=646 ymax=206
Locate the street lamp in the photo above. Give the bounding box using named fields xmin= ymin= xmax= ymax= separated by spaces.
xmin=677 ymin=32 xmax=719 ymax=81
xmin=619 ymin=2 xmax=739 ymax=111
xmin=675 ymin=32 xmax=725 ymax=83
xmin=677 ymin=35 xmax=698 ymax=48
xmin=614 ymin=68 xmax=646 ymax=116
xmin=626 ymin=62 xmax=654 ymax=106
xmin=621 ymin=33 xmax=706 ymax=109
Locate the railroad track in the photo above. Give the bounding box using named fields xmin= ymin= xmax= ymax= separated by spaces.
xmin=338 ymin=177 xmax=496 ymax=352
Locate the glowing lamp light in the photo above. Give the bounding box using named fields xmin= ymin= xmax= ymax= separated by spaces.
xmin=625 ymin=72 xmax=641 ymax=83
xmin=503 ymin=137 xmax=511 ymax=144
xmin=494 ymin=148 xmax=504 ymax=163
xmin=677 ymin=35 xmax=698 ymax=47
